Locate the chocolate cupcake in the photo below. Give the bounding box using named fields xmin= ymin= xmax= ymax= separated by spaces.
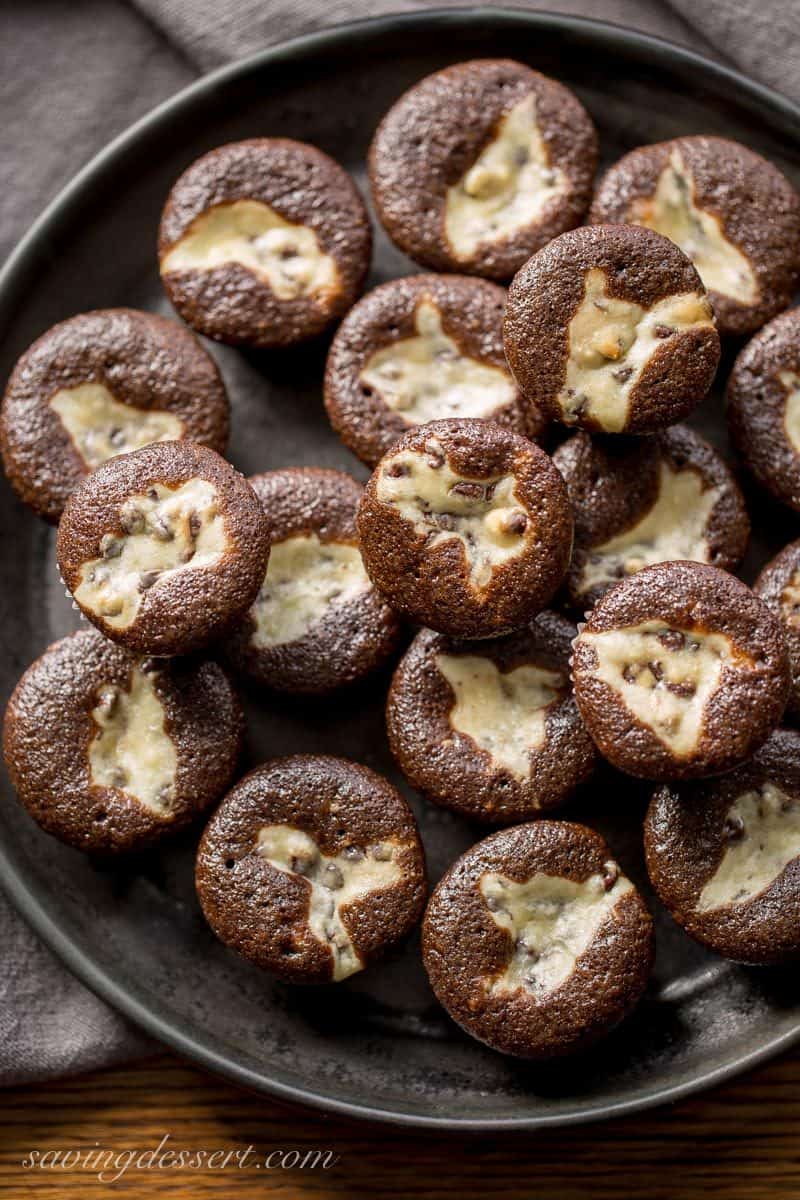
xmin=159 ymin=139 xmax=372 ymax=348
xmin=195 ymin=756 xmax=426 ymax=983
xmin=2 ymin=629 xmax=243 ymax=855
xmin=324 ymin=274 xmax=542 ymax=467
xmin=754 ymin=540 xmax=800 ymax=719
xmin=645 ymin=728 xmax=800 ymax=965
xmin=572 ymin=562 xmax=791 ymax=780
xmin=553 ymin=425 xmax=749 ymax=612
xmin=386 ymin=613 xmax=596 ymax=824
xmin=504 ymin=224 xmax=720 ymax=435
xmin=223 ymin=468 xmax=402 ymax=694
xmin=590 ymin=136 xmax=800 ymax=336
xmin=57 ymin=441 xmax=270 ymax=656
xmin=0 ymin=309 xmax=229 ymax=524
xmin=357 ymin=418 xmax=573 ymax=639
xmin=727 ymin=308 xmax=800 ymax=512
xmin=368 ymin=59 xmax=597 ymax=281
xmin=422 ymin=821 xmax=654 ymax=1058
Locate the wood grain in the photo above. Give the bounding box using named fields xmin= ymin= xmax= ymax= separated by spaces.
xmin=0 ymin=1049 xmax=798 ymax=1198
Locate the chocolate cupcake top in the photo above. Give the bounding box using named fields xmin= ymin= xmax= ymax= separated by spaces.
xmin=195 ymin=755 xmax=426 ymax=983
xmin=357 ymin=418 xmax=573 ymax=639
xmin=386 ymin=612 xmax=596 ymax=824
xmin=422 ymin=821 xmax=654 ymax=1058
xmin=368 ymin=59 xmax=598 ymax=280
xmin=553 ymin=425 xmax=750 ymax=611
xmin=645 ymin=728 xmax=800 ymax=965
xmin=590 ymin=136 xmax=800 ymax=336
xmin=572 ymin=562 xmax=791 ymax=780
xmin=2 ymin=629 xmax=244 ymax=854
xmin=727 ymin=308 xmax=800 ymax=512
xmin=159 ymin=139 xmax=372 ymax=348
xmin=754 ymin=539 xmax=800 ymax=719
xmin=324 ymin=274 xmax=542 ymax=467
xmin=0 ymin=308 xmax=229 ymax=524
xmin=223 ymin=468 xmax=402 ymax=694
xmin=504 ymin=224 xmax=719 ymax=435
xmin=57 ymin=441 xmax=270 ymax=656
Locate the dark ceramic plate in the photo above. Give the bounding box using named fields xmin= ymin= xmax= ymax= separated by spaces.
xmin=2 ymin=9 xmax=800 ymax=1131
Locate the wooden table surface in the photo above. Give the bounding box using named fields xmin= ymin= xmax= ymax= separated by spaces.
xmin=0 ymin=1047 xmax=798 ymax=1198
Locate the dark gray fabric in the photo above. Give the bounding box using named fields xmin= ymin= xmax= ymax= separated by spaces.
xmin=0 ymin=0 xmax=797 ymax=1085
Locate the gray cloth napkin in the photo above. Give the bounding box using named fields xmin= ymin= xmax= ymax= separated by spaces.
xmin=1 ymin=0 xmax=797 ymax=1086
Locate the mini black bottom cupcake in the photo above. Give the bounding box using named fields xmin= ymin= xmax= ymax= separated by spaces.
xmin=553 ymin=425 xmax=749 ymax=612
xmin=387 ymin=612 xmax=596 ymax=823
xmin=645 ymin=728 xmax=800 ymax=964
xmin=422 ymin=821 xmax=654 ymax=1058
xmin=195 ymin=756 xmax=426 ymax=983
xmin=2 ymin=629 xmax=243 ymax=854
xmin=572 ymin=562 xmax=791 ymax=780
xmin=224 ymin=468 xmax=402 ymax=694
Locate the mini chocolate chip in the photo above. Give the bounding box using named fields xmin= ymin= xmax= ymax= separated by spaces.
xmin=653 ymin=324 xmax=674 ymax=339
xmin=602 ymin=862 xmax=619 ymax=891
xmin=612 ymin=366 xmax=634 ymax=382
xmin=156 ymin=784 xmax=175 ymax=808
xmin=100 ymin=534 xmax=122 ymax=560
xmin=151 ymin=516 xmax=174 ymax=542
xmin=449 ymin=481 xmax=485 ymax=501
xmin=434 ymin=512 xmax=457 ymax=531
xmin=504 ymin=510 xmax=528 ymax=535
xmin=666 ymin=679 xmax=696 ymax=698
xmin=343 ymin=845 xmax=364 ymax=861
xmin=108 ymin=428 xmax=125 ymax=447
xmin=372 ymin=843 xmax=393 ymax=862
xmin=188 ymin=511 xmax=202 ymax=538
xmin=723 ymin=814 xmax=745 ymax=842
xmin=147 ymin=487 xmax=159 ymax=500
xmin=658 ymin=629 xmax=685 ymax=651
xmin=385 ymin=461 xmax=410 ymax=478
xmin=120 ymin=505 xmax=145 ymax=534
xmin=648 ymin=660 xmax=664 ymax=682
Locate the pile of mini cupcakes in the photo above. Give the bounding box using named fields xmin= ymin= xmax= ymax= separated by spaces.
xmin=3 ymin=57 xmax=800 ymax=1062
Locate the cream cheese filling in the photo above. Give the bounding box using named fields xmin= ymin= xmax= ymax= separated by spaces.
xmin=257 ymin=825 xmax=403 ymax=980
xmin=251 ymin=533 xmax=370 ymax=648
xmin=359 ymin=300 xmax=516 ymax=425
xmin=375 ymin=438 xmax=531 ymax=591
xmin=160 ymin=199 xmax=340 ymax=301
xmin=780 ymin=567 xmax=800 ymax=631
xmin=780 ymin=370 xmax=800 ymax=456
xmin=697 ymin=783 xmax=800 ymax=912
xmin=481 ymin=865 xmax=632 ymax=996
xmin=74 ymin=478 xmax=227 ymax=629
xmin=50 ymin=383 xmax=183 ymax=470
xmin=578 ymin=461 xmax=721 ymax=596
xmin=630 ymin=149 xmax=758 ymax=304
xmin=561 ymin=268 xmax=714 ymax=432
xmin=436 ymin=653 xmax=564 ymax=781
xmin=581 ymin=621 xmax=751 ymax=757
xmin=89 ymin=666 xmax=178 ymax=815
xmin=445 ymin=94 xmax=568 ymax=259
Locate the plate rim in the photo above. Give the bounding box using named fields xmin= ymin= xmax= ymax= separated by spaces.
xmin=2 ymin=6 xmax=800 ymax=1130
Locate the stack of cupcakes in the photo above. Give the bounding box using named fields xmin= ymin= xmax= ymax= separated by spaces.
xmin=4 ymin=55 xmax=800 ymax=1061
